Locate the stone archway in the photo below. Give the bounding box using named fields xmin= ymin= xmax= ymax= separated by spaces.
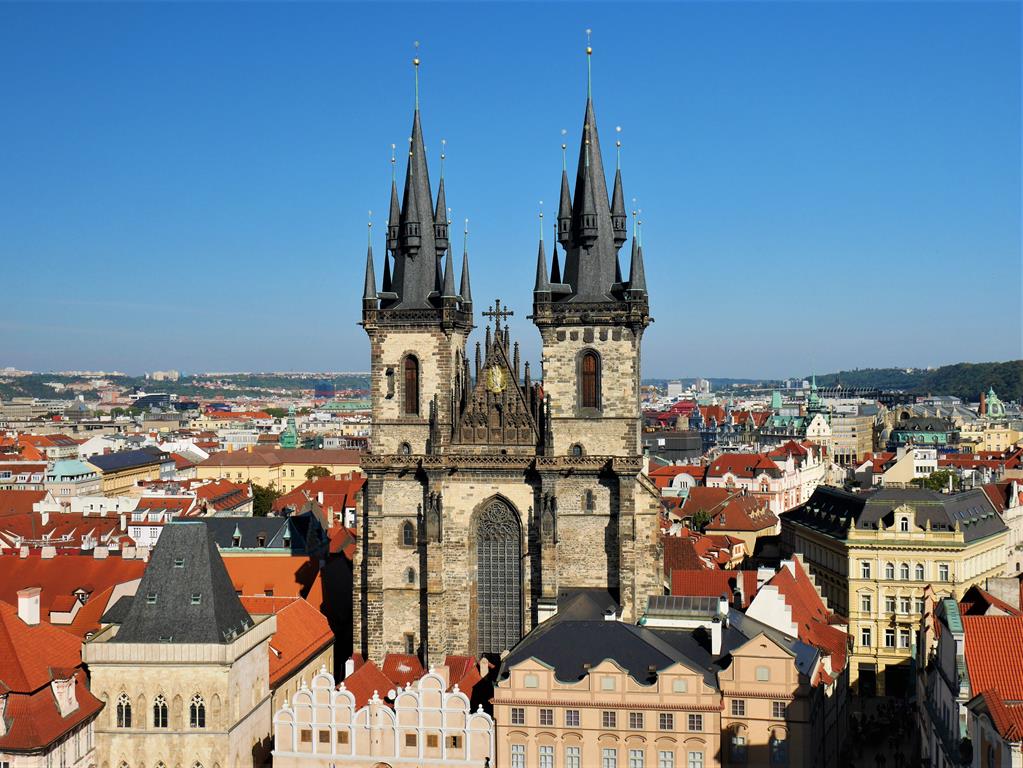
xmin=474 ymin=497 xmax=522 ymax=655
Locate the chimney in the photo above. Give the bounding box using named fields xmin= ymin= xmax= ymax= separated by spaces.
xmin=17 ymin=587 xmax=40 ymax=625
xmin=318 ymin=491 xmax=324 ymax=505
xmin=344 ymin=657 xmax=355 ymax=679
xmin=247 ymin=444 xmax=253 ymax=453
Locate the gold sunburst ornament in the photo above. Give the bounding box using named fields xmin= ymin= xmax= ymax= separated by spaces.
xmin=486 ymin=365 xmax=507 ymax=394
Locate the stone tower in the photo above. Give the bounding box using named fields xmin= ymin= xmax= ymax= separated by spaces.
xmin=354 ymin=52 xmax=661 ymax=668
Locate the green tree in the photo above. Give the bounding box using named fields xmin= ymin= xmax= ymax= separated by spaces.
xmin=305 ymin=466 xmax=331 ymax=481
xmin=252 ymin=483 xmax=281 ymax=517
xmin=263 ymin=407 xmax=288 ymax=419
xmin=689 ymin=510 xmax=712 ymax=533
xmin=912 ymin=470 xmax=961 ymax=493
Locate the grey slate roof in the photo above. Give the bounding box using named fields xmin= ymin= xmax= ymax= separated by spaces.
xmin=783 ymin=486 xmax=1006 ymax=544
xmin=88 ymin=446 xmax=168 ymax=473
xmin=202 ymin=513 xmax=323 ymax=554
xmin=112 ymin=521 xmax=253 ymax=644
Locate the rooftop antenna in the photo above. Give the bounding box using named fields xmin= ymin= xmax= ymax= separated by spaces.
xmin=585 ymin=28 xmax=593 ymax=99
xmin=413 ymin=41 xmax=421 ymax=110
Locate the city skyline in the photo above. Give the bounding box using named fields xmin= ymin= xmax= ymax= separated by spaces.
xmin=2 ymin=2 xmax=1020 ymax=378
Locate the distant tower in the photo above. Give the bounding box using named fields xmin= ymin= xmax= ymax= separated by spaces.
xmin=279 ymin=406 xmax=298 ymax=449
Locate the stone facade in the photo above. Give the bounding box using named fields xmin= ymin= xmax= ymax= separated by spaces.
xmin=355 ymin=72 xmax=662 ymax=665
xmin=84 ymin=617 xmax=276 ymax=768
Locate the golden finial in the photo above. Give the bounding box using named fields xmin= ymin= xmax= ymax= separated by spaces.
xmin=447 ymin=207 xmax=452 ymax=226
xmin=367 ymin=210 xmax=373 ymax=245
xmin=585 ymin=28 xmax=593 ymax=98
xmin=440 ymin=138 xmax=446 ymax=177
xmin=586 ymin=28 xmax=592 ymax=55
xmin=539 ymin=201 xmax=544 ymax=239
xmin=390 ymin=143 xmax=396 ymax=181
xmin=560 ymin=128 xmax=568 ymax=172
xmin=616 ymin=125 xmax=622 ymax=168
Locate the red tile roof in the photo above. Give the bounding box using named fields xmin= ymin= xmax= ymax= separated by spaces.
xmin=976 ymin=690 xmax=1023 ymax=741
xmin=381 ymin=653 xmax=425 ymax=688
xmin=222 ymin=555 xmax=324 ymax=609
xmin=0 ymin=490 xmax=47 ymax=518
xmin=195 ymin=479 xmax=251 ymax=512
xmin=670 ymin=569 xmax=757 ymax=608
xmin=963 ymin=616 xmax=1023 ymax=701
xmin=0 ymin=554 xmax=145 ymax=616
xmin=706 ymin=453 xmax=781 ymax=479
xmin=960 ymin=584 xmax=1023 ymax=617
xmin=662 ymin=534 xmax=706 ymax=576
xmin=240 ymin=596 xmax=334 ymax=688
xmin=0 ymin=668 xmax=103 ymax=752
xmin=342 ymin=660 xmax=395 ymax=708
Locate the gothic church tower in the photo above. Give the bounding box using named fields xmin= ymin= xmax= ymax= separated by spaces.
xmin=355 ymin=50 xmax=660 ymax=668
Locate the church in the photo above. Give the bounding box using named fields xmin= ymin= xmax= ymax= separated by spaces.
xmin=354 ymin=47 xmax=663 ymax=665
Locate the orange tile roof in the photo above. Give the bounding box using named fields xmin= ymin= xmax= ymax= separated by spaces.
xmin=0 ymin=490 xmax=47 ymax=518
xmin=706 ymin=453 xmax=781 ymax=479
xmin=240 ymin=596 xmax=334 ymax=688
xmin=0 ymin=668 xmax=103 ymax=752
xmin=0 ymin=554 xmax=145 ymax=616
xmin=767 ymin=558 xmax=848 ymax=676
xmin=0 ymin=600 xmax=85 ymax=691
xmin=381 ymin=653 xmax=425 ymax=688
xmin=342 ymin=659 xmax=395 ymax=708
xmin=222 ymin=555 xmax=324 ymax=610
xmin=963 ymin=616 xmax=1023 ymax=700
xmin=670 ymin=570 xmax=757 ymax=608
xmin=976 ymin=690 xmax=1023 ymax=741
xmin=960 ymin=584 xmax=1023 ymax=617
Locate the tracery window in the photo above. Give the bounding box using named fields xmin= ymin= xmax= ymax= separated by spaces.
xmin=153 ymin=694 xmax=168 ymax=728
xmin=190 ymin=694 xmax=206 ymax=728
xmin=401 ymin=520 xmax=415 ymax=547
xmin=116 ymin=693 xmax=132 ymax=728
xmin=476 ymin=499 xmax=521 ymax=654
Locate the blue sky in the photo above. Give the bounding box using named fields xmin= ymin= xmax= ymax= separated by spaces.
xmin=1 ymin=2 xmax=1019 ymax=379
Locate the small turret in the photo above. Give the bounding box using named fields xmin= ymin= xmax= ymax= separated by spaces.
xmin=534 ymin=211 xmax=551 ymax=298
xmin=611 ymin=131 xmax=627 ymax=250
xmin=363 ymin=223 xmax=378 ymax=309
xmin=459 ymin=223 xmax=473 ymax=309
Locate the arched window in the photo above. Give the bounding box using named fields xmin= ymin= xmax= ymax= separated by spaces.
xmin=730 ymin=724 xmax=748 ymax=763
xmin=769 ymin=728 xmax=789 ymax=766
xmin=583 ymin=489 xmax=595 ymax=513
xmin=190 ymin=694 xmax=206 ymax=728
xmin=399 ymin=442 xmax=412 ymax=456
xmin=899 ymin=517 xmax=910 ymax=532
xmin=580 ymin=351 xmax=600 ymax=409
xmin=116 ymin=692 xmax=132 ymax=728
xmin=153 ymin=694 xmax=168 ymax=728
xmin=570 ymin=444 xmax=584 ymax=457
xmin=401 ymin=521 xmax=415 ymax=547
xmin=899 ymin=563 xmax=910 ymax=580
xmin=403 ymin=356 xmax=420 ymax=416
xmin=885 ymin=562 xmax=895 ymax=580
xmin=915 ymin=563 xmax=925 ymax=581
xmin=405 ymin=567 xmax=416 ymax=585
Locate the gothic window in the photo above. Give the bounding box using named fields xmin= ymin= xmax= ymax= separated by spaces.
xmin=475 ymin=499 xmax=522 ymax=655
xmin=405 ymin=567 xmax=416 ymax=585
xmin=116 ymin=693 xmax=132 ymax=728
xmin=571 ymin=444 xmax=584 ymax=457
xmin=580 ymin=351 xmax=600 ymax=410
xmin=399 ymin=442 xmax=412 ymax=455
xmin=403 ymin=356 xmax=420 ymax=416
xmin=153 ymin=694 xmax=168 ymax=728
xmin=190 ymin=694 xmax=206 ymax=728
xmin=401 ymin=520 xmax=415 ymax=547
xmin=583 ymin=489 xmax=596 ymax=513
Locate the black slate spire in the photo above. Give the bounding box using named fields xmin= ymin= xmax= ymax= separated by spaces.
xmin=386 ymin=161 xmax=400 ymax=252
xmin=459 ymin=224 xmax=472 ymax=307
xmin=534 ymin=221 xmax=551 ymax=296
xmin=611 ymin=166 xmax=627 ymax=250
xmin=441 ymin=240 xmax=457 ymax=299
xmin=550 ymin=222 xmax=562 ymax=284
xmin=381 ymin=250 xmax=392 ymax=293
xmin=628 ymin=221 xmax=647 ymax=295
xmin=363 ymin=224 xmax=377 ymax=306
xmin=391 ymin=106 xmax=438 ymax=309
xmin=557 ymin=167 xmax=572 ymax=248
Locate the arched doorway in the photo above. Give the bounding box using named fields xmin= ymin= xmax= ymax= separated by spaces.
xmin=475 ymin=498 xmax=522 ymax=654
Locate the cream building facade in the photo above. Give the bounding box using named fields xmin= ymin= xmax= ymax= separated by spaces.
xmin=197 ymin=447 xmax=362 ymax=493
xmin=272 ymin=667 xmax=493 ymax=767
xmin=781 ymin=486 xmax=1007 ymax=696
xmin=83 ymin=522 xmax=276 ymax=768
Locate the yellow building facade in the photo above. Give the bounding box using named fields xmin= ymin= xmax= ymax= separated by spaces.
xmin=781 ymin=486 xmax=1007 ymax=696
xmin=197 ymin=448 xmax=362 ymax=493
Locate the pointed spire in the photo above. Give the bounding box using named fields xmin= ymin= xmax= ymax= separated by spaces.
xmin=459 ymin=219 xmax=472 ymax=306
xmin=611 ymin=127 xmax=627 ymax=249
xmin=434 ymin=140 xmax=449 ymax=255
xmin=628 ymin=213 xmax=646 ymax=295
xmin=387 ymin=145 xmax=400 ymax=252
xmin=441 ymin=241 xmax=457 ymax=299
xmin=381 ymin=249 xmax=392 ymax=293
xmin=534 ymin=207 xmax=551 ymax=295
xmin=558 ymin=130 xmax=572 ymax=247
xmin=577 ymin=125 xmax=598 ymax=245
xmin=363 ymin=218 xmax=377 ymax=305
xmin=550 ymin=222 xmax=561 ymax=283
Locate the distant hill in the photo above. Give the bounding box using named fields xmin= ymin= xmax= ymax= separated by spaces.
xmin=812 ymin=361 xmax=1022 ymax=403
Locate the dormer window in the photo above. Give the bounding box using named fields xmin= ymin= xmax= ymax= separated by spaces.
xmin=174 ymin=558 xmax=185 ymax=568
xmin=899 ymin=517 xmax=909 ymax=532
xmin=146 ymin=592 xmax=158 ymax=605
xmin=191 ymin=593 xmax=202 ymax=605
